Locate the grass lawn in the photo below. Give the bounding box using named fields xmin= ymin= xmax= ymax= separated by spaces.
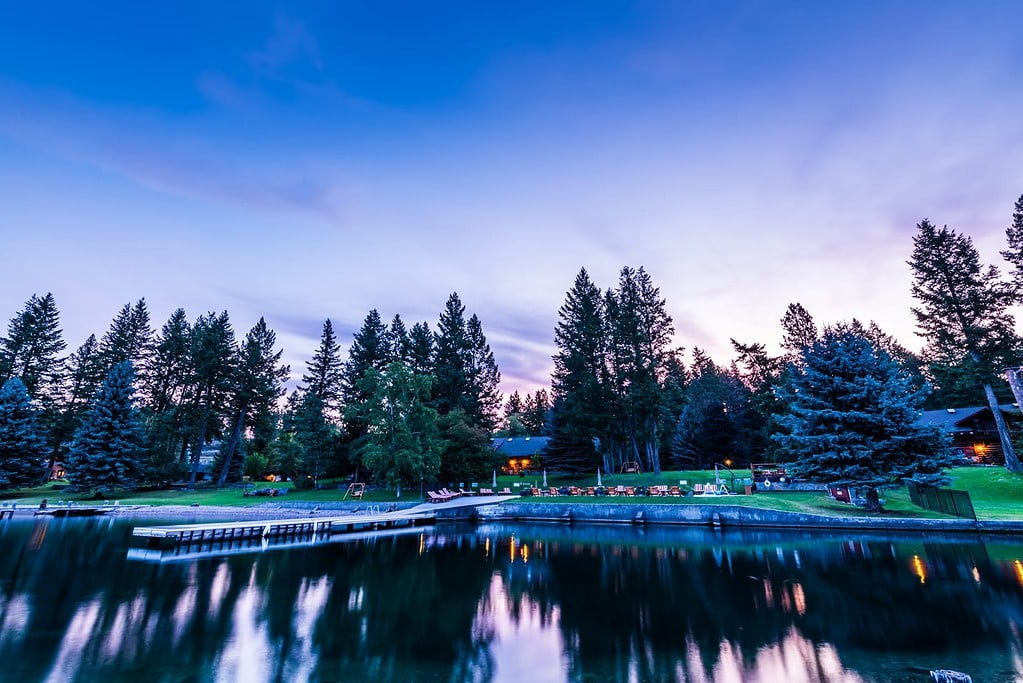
xmin=3 ymin=466 xmax=1021 ymax=520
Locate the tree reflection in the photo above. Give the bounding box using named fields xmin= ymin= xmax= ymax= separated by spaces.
xmin=1 ymin=518 xmax=1023 ymax=682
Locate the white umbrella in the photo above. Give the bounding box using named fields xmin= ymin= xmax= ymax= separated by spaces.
xmin=597 ymin=469 xmax=602 ymax=487
xmin=543 ymin=470 xmax=548 ymax=487
xmin=493 ymin=470 xmax=498 ymax=488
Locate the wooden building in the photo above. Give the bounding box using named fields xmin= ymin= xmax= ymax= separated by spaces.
xmin=917 ymin=405 xmax=1022 ymax=465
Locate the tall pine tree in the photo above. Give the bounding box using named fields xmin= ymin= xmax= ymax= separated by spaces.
xmin=908 ymin=219 xmax=1022 ymax=472
xmin=216 ymin=318 xmax=290 ymax=486
xmin=0 ymin=378 xmax=48 ymax=489
xmin=302 ymin=319 xmax=344 ymax=420
xmin=66 ymin=361 xmax=145 ymax=494
xmin=0 ymin=293 xmax=66 ymax=404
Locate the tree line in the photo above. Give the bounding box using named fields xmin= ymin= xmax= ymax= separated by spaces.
xmin=0 ymin=292 xmax=501 ymax=496
xmin=542 ymin=194 xmax=1023 ymax=498
xmin=3 ymin=194 xmax=1023 ymax=498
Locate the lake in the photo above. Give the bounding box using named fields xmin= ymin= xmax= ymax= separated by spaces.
xmin=1 ymin=514 xmax=1021 ymax=682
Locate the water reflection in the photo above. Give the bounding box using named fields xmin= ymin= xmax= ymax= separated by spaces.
xmin=2 ymin=516 xmax=1023 ymax=681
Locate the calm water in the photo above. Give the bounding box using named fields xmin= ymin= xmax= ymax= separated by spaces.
xmin=2 ymin=515 xmax=1023 ymax=683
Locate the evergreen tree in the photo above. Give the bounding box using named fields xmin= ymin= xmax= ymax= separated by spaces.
xmin=301 ymin=319 xmax=344 ymax=420
xmin=216 ymin=318 xmax=289 ymax=486
xmin=99 ymin=299 xmax=153 ymax=377
xmin=66 ymin=361 xmax=145 ymax=494
xmin=432 ymin=293 xmax=470 ymax=416
xmin=185 ymin=311 xmax=236 ymax=486
xmin=463 ymin=314 xmax=502 ymax=430
xmin=341 ymin=310 xmax=391 ymax=437
xmin=286 ymin=390 xmax=335 ymax=487
xmin=774 ymin=323 xmax=956 ymax=512
xmin=386 ymin=314 xmax=411 ymax=363
xmin=437 ymin=409 xmax=494 ymax=486
xmin=141 ymin=309 xmax=191 ymax=484
xmin=730 ymin=339 xmax=784 ymax=462
xmin=908 ymin=219 xmax=1022 ymax=471
xmin=0 ymin=293 xmax=66 ymax=403
xmin=604 ymin=266 xmax=674 ymax=474
xmin=542 ymin=396 xmax=597 ymax=474
xmin=1000 ymin=193 xmax=1023 ymax=289
xmin=407 ymin=322 xmax=434 ymax=375
xmin=673 ymin=350 xmax=756 ymax=469
xmin=354 ymin=362 xmax=441 ymax=497
xmin=52 ymin=334 xmax=107 ymax=459
xmin=0 ymin=378 xmax=48 ymax=489
xmin=521 ymin=389 xmax=551 ymax=434
xmin=780 ymin=302 xmax=818 ymax=361
xmin=550 ymin=268 xmax=610 ymax=471
xmin=503 ymin=390 xmax=523 ymax=426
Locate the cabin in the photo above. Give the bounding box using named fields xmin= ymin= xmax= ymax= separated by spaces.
xmin=490 ymin=436 xmax=549 ymax=474
xmin=917 ymin=405 xmax=1022 ymax=465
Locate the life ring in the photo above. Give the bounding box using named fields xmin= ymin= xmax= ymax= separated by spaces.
xmin=763 ymin=479 xmax=771 ymax=489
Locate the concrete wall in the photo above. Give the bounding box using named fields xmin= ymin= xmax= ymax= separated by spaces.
xmin=460 ymin=501 xmax=1023 ymax=534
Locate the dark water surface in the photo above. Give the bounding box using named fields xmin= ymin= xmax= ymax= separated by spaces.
xmin=1 ymin=514 xmax=1022 ymax=682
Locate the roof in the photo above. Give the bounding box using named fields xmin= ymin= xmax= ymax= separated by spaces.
xmin=490 ymin=436 xmax=549 ymax=457
xmin=918 ymin=404 xmax=1020 ymax=433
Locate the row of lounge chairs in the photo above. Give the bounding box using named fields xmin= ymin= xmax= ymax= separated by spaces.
xmin=426 ymin=487 xmax=515 ymax=503
xmin=529 ymin=484 xmax=730 ymax=497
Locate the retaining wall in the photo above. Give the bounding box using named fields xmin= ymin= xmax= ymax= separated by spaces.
xmin=460 ymin=501 xmax=1023 ymax=535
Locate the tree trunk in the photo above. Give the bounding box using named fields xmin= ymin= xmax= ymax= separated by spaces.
xmin=863 ymin=487 xmax=883 ymax=513
xmin=983 ymin=382 xmax=1022 ymax=472
xmin=216 ymin=409 xmax=246 ymax=488
xmin=187 ymin=405 xmax=211 ymax=488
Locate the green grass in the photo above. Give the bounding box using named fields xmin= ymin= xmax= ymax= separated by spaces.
xmin=4 ymin=466 xmax=1022 ymax=521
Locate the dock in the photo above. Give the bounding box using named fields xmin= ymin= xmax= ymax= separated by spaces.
xmin=132 ymin=508 xmax=436 ymax=548
xmin=130 ymin=494 xmax=517 ymax=550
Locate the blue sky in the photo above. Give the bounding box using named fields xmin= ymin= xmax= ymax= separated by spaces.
xmin=2 ymin=1 xmax=1023 ymax=393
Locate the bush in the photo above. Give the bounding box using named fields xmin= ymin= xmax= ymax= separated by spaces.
xmin=244 ymin=452 xmax=269 ymax=479
xmin=293 ymin=475 xmax=316 ymax=490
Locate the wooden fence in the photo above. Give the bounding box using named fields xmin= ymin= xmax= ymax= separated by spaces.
xmin=906 ymin=483 xmax=976 ymax=520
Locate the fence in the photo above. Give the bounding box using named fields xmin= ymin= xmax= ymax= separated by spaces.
xmin=906 ymin=483 xmax=976 ymax=520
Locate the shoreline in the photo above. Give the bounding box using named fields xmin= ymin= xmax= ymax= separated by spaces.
xmin=8 ymin=499 xmax=1023 ymax=535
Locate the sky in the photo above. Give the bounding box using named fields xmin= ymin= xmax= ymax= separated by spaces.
xmin=2 ymin=1 xmax=1023 ymax=395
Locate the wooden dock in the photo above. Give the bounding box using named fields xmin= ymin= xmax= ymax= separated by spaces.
xmin=132 ymin=508 xmax=438 ymax=549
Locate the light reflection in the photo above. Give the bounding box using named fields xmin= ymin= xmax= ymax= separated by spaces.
xmin=0 ymin=593 xmax=30 ymax=645
xmin=912 ymin=554 xmax=927 ymax=584
xmin=43 ymin=598 xmax=102 ymax=683
xmin=1014 ymin=560 xmax=1023 ymax=588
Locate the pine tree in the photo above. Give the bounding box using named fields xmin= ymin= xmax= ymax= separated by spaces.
xmin=780 ymin=303 xmax=818 ymax=361
xmin=432 ymin=293 xmax=469 ymax=416
xmin=407 ymin=322 xmax=435 ymax=375
xmin=521 ymin=389 xmax=551 ymax=434
xmin=550 ymin=268 xmax=609 ymax=471
xmin=774 ymin=323 xmax=957 ymax=512
xmin=66 ymin=361 xmax=145 ymax=494
xmin=503 ymin=390 xmax=524 ymax=427
xmin=542 ymin=396 xmax=597 ymax=474
xmin=386 ymin=314 xmax=411 ymax=363
xmin=908 ymin=219 xmax=1022 ymax=471
xmin=216 ymin=318 xmax=289 ymax=486
xmin=341 ymin=310 xmax=390 ymax=436
xmin=605 ymin=267 xmax=674 ymax=474
xmin=99 ymin=299 xmax=153 ymax=377
xmin=301 ymin=319 xmax=344 ymax=420
xmin=141 ymin=309 xmax=191 ymax=484
xmin=185 ymin=312 xmax=236 ymax=486
xmin=0 ymin=378 xmax=48 ymax=489
xmin=673 ymin=351 xmax=755 ymax=469
xmin=52 ymin=334 xmax=107 ymax=458
xmin=0 ymin=293 xmax=67 ymax=404
xmin=1000 ymin=193 xmax=1023 ymax=288
xmin=463 ymin=314 xmax=502 ymax=430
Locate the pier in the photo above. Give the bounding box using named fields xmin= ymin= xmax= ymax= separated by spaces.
xmin=132 ymin=508 xmax=436 ymax=548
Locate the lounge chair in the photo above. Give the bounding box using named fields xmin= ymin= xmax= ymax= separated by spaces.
xmin=499 ymin=487 xmax=512 ymax=495
xmin=669 ymin=486 xmax=681 ymax=496
xmin=548 ymin=487 xmax=559 ymax=496
xmin=479 ymin=487 xmax=494 ymax=495
xmin=426 ymin=491 xmax=449 ymax=503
